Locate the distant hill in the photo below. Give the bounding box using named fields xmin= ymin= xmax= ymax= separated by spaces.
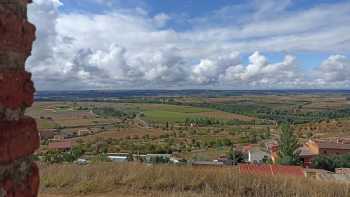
xmin=35 ymin=89 xmax=350 ymax=101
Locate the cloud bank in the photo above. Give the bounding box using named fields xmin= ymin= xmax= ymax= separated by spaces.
xmin=28 ymin=0 xmax=350 ymax=90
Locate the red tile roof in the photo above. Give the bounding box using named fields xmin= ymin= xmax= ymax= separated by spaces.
xmin=298 ymin=146 xmax=316 ymax=157
xmin=239 ymin=164 xmax=305 ymax=177
xmin=48 ymin=141 xmax=73 ymax=150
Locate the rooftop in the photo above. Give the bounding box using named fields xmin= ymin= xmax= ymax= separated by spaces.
xmin=48 ymin=141 xmax=73 ymax=150
xmin=298 ymin=146 xmax=317 ymax=157
xmin=192 ymin=161 xmax=224 ymax=166
xmin=316 ymin=141 xmax=350 ymax=150
xmin=239 ymin=164 xmax=305 ymax=177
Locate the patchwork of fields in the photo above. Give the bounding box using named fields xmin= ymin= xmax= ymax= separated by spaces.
xmin=27 ymin=93 xmax=350 ymax=161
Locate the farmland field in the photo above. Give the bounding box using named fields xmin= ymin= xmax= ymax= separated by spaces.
xmin=28 ymin=91 xmax=350 ymax=161
xmin=28 ymin=90 xmax=350 ymax=196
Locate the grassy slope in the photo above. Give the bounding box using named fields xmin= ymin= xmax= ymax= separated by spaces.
xmin=40 ymin=163 xmax=349 ymax=197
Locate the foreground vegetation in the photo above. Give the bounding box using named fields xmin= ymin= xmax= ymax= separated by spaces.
xmin=40 ymin=163 xmax=350 ymax=197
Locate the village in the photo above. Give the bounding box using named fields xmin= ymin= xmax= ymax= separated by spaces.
xmin=25 ymin=99 xmax=350 ymax=186
xmin=42 ymin=132 xmax=350 ymax=183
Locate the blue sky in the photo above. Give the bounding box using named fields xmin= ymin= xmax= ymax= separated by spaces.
xmin=27 ymin=0 xmax=350 ymax=90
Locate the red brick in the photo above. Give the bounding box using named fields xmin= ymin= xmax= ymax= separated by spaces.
xmin=0 ymin=0 xmax=38 ymax=195
xmin=0 ymin=12 xmax=36 ymax=56
xmin=0 ymin=70 xmax=35 ymax=109
xmin=0 ymin=163 xmax=39 ymax=197
xmin=0 ymin=117 xmax=39 ymax=164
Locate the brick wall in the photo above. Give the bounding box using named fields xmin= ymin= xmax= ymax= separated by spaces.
xmin=0 ymin=0 xmax=39 ymax=196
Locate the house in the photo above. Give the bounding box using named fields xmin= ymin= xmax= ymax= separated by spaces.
xmin=239 ymin=164 xmax=305 ymax=177
xmin=106 ymin=153 xmax=130 ymax=162
xmin=60 ymin=130 xmax=75 ymax=139
xmin=215 ymin=156 xmax=235 ymax=165
xmin=39 ymin=129 xmax=56 ymax=140
xmin=191 ymin=161 xmax=224 ymax=166
xmin=74 ymin=158 xmax=89 ymax=165
xmin=298 ymin=145 xmax=316 ymax=168
xmin=77 ymin=129 xmax=90 ymax=136
xmin=107 ymin=155 xmax=128 ymax=162
xmin=50 ymin=131 xmax=74 ymax=142
xmin=247 ymin=150 xmax=270 ymax=164
xmin=132 ymin=154 xmax=147 ymax=162
xmin=48 ymin=141 xmax=73 ymax=151
xmin=169 ymin=157 xmax=186 ymax=164
xmin=300 ymin=140 xmax=350 ymax=168
xmin=53 ymin=134 xmax=65 ymax=141
xmin=243 ymin=145 xmax=270 ymax=164
xmin=271 ymin=139 xmax=350 ymax=168
xmin=305 ymin=140 xmax=350 ymax=156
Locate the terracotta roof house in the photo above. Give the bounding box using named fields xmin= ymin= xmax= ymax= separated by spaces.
xmin=270 ymin=139 xmax=350 ymax=168
xmin=239 ymin=164 xmax=305 ymax=177
xmin=305 ymin=140 xmax=350 ymax=155
xmin=298 ymin=145 xmax=318 ymax=168
xmin=48 ymin=141 xmax=73 ymax=151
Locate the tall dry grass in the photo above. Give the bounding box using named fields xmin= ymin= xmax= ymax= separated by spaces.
xmin=39 ymin=163 xmax=350 ymax=197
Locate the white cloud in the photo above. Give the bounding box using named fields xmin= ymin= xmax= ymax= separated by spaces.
xmin=27 ymin=0 xmax=350 ymax=90
xmin=191 ymin=52 xmax=240 ymax=84
xmin=313 ymin=55 xmax=350 ymax=86
xmin=153 ymin=13 xmax=170 ymax=28
xmin=220 ymin=52 xmax=301 ymax=88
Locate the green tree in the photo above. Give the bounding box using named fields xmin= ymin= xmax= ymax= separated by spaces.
xmin=312 ymin=154 xmax=350 ymax=172
xmin=227 ymin=148 xmax=246 ymax=164
xmin=312 ymin=155 xmax=336 ymax=171
xmin=277 ymin=124 xmax=301 ymax=165
xmin=43 ymin=150 xmax=64 ymax=164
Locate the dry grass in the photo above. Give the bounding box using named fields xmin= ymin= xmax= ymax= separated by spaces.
xmin=39 ymin=163 xmax=350 ymax=197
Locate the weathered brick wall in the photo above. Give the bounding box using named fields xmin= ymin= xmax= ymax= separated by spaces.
xmin=0 ymin=0 xmax=39 ymax=196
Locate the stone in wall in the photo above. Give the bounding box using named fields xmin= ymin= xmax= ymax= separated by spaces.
xmin=0 ymin=0 xmax=36 ymax=70
xmin=0 ymin=117 xmax=39 ymax=164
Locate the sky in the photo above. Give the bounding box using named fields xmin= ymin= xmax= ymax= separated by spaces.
xmin=27 ymin=0 xmax=350 ymax=90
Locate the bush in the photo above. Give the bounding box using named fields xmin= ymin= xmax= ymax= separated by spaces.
xmin=312 ymin=154 xmax=350 ymax=172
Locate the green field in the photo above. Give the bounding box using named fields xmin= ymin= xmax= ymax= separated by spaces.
xmin=143 ymin=110 xmax=195 ymax=123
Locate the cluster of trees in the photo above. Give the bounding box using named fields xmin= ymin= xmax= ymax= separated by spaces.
xmin=227 ymin=148 xmax=247 ymax=164
xmin=92 ymin=107 xmax=138 ymax=119
xmin=191 ymin=103 xmax=264 ymax=117
xmin=238 ymin=129 xmax=271 ymax=144
xmin=185 ymin=117 xmax=222 ymax=126
xmin=184 ymin=117 xmax=258 ymax=127
xmin=42 ymin=147 xmax=84 ymax=164
xmin=191 ymin=103 xmax=350 ymax=124
xmin=312 ymin=154 xmax=350 ymax=172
